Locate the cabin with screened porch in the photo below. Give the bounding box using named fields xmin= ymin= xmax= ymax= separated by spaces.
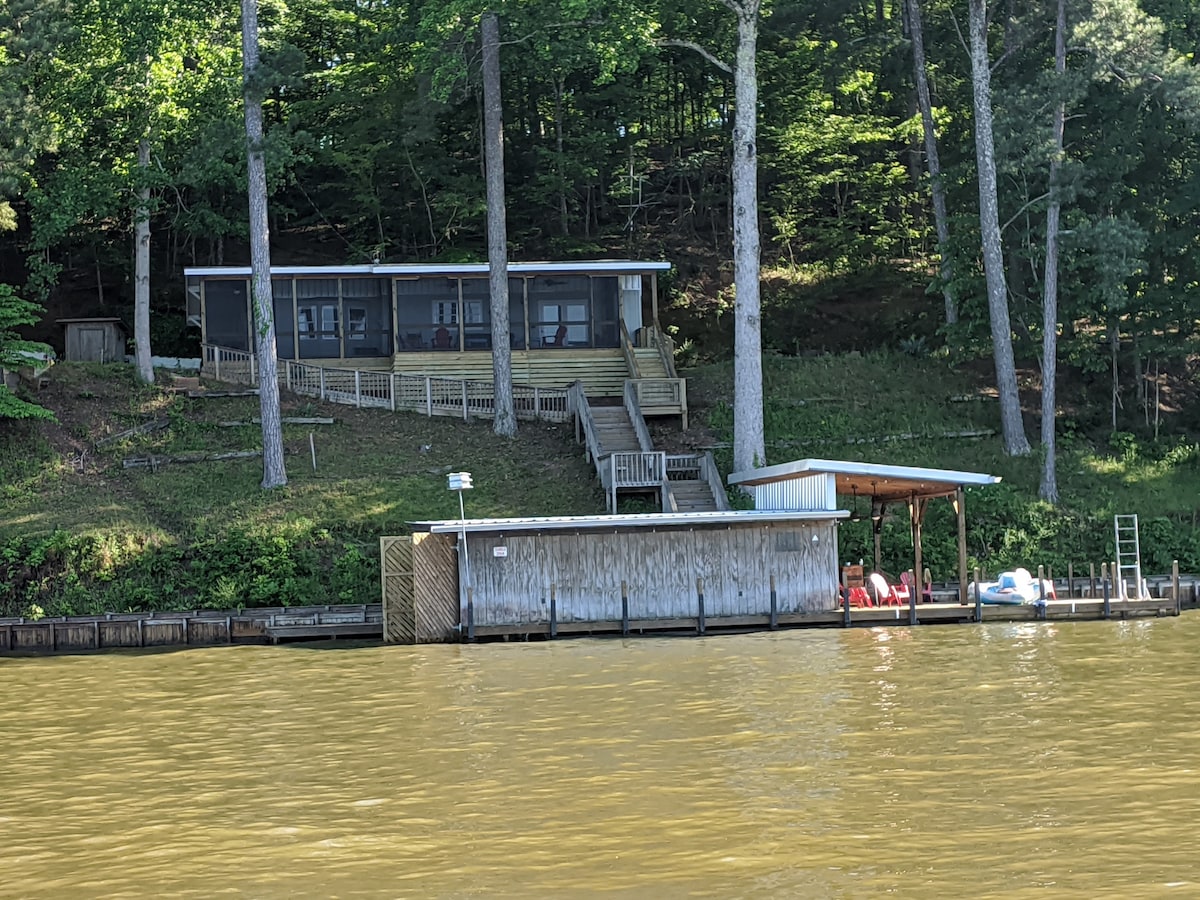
xmin=185 ymin=260 xmax=684 ymax=422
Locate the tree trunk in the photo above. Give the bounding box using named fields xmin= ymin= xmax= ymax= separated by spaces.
xmin=554 ymin=73 xmax=569 ymax=238
xmin=482 ymin=11 xmax=517 ymax=438
xmin=133 ymin=139 xmax=154 ymax=384
xmin=906 ymin=0 xmax=957 ymax=325
xmin=731 ymin=0 xmax=765 ymax=474
xmin=968 ymin=0 xmax=1030 ymax=456
xmin=242 ymin=0 xmax=287 ymax=489
xmin=1039 ymin=0 xmax=1067 ymax=504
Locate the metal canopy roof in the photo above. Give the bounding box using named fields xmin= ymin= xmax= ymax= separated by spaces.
xmin=727 ymin=457 xmax=1001 ymax=502
xmin=411 ymin=509 xmax=847 ymax=535
xmin=183 ymin=260 xmax=671 ymax=278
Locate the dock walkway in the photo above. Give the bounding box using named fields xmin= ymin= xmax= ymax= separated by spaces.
xmin=0 ymin=604 xmax=382 ymax=656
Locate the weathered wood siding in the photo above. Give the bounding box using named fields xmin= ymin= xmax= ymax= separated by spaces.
xmin=458 ymin=521 xmax=838 ymax=626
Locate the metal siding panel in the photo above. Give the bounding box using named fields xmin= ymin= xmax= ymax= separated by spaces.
xmin=754 ymin=475 xmax=834 ymax=511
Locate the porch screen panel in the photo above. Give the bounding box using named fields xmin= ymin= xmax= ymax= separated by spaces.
xmin=508 ymin=277 xmax=526 ymax=349
xmin=272 ymin=278 xmax=295 ymax=359
xmin=591 ymin=276 xmax=619 ymax=348
xmin=459 ymin=279 xmax=492 ymax=349
xmin=529 ymin=275 xmax=590 ymax=347
xmin=395 ymin=278 xmax=459 ymax=351
xmin=204 ymin=279 xmax=249 ymax=350
xmin=296 ymin=279 xmax=341 ymax=359
xmin=342 ymin=278 xmax=392 ymax=357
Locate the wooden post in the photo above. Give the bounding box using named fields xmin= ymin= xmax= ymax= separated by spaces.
xmin=872 ymin=506 xmax=883 ymax=573
xmin=425 ymin=377 xmax=433 ymax=417
xmin=227 ymin=616 xmax=234 ymax=643
xmin=49 ymin=620 xmax=56 ymax=652
xmin=215 ymin=351 xmax=221 ymax=382
xmin=466 ymin=586 xmax=475 ymax=642
xmin=250 ymin=352 xmax=256 ymax=385
xmin=534 ymin=386 xmax=541 ymax=419
xmin=696 ymin=577 xmax=705 ymax=634
xmin=1089 ymin=562 xmax=1096 ymax=598
xmin=621 ymin=580 xmax=629 ymax=636
xmin=1172 ymin=559 xmax=1180 ymax=615
xmin=1036 ymin=565 xmax=1047 ymax=619
xmin=1068 ymin=562 xmax=1075 ymax=598
xmin=955 ymin=488 xmax=968 ymax=605
xmin=548 ymin=584 xmax=557 ymax=639
xmin=389 ymin=373 xmax=397 ymax=412
xmin=907 ymin=569 xmax=917 ymax=625
xmin=1101 ymin=563 xmax=1111 ymax=619
xmin=842 ymin=585 xmax=851 ymax=628
xmin=319 ymin=368 xmax=326 ymax=401
xmin=974 ymin=567 xmax=983 ymax=622
xmin=355 ymin=370 xmax=362 ymax=408
xmin=769 ymin=573 xmax=778 ymax=630
xmin=183 ymin=616 xmax=190 ymax=645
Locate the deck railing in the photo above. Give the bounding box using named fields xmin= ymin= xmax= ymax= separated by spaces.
xmin=202 ymin=344 xmax=569 ymax=423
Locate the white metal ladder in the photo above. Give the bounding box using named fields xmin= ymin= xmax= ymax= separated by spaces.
xmin=1113 ymin=514 xmax=1145 ymax=600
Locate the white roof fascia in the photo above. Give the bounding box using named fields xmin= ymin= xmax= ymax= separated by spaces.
xmin=413 ymin=509 xmax=848 ymax=535
xmin=184 ymin=261 xmax=671 ymax=278
xmin=728 ymin=457 xmax=1001 ymax=488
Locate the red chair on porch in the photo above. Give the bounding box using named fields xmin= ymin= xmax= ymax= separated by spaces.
xmin=544 ymin=324 xmax=567 ymax=347
xmin=433 ymin=326 xmax=453 ymax=349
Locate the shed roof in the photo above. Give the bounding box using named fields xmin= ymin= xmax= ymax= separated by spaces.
xmin=56 ymin=317 xmax=126 ymax=325
xmin=411 ymin=509 xmax=847 ymax=536
xmin=727 ymin=458 xmax=1001 ymax=502
xmin=183 ymin=260 xmax=671 ymax=278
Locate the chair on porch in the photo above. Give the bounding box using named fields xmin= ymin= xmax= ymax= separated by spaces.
xmin=544 ymin=324 xmax=567 ymax=347
xmin=433 ymin=327 xmax=453 ymax=350
xmin=900 ymin=570 xmax=932 ymax=603
xmin=868 ymin=572 xmax=903 ymax=607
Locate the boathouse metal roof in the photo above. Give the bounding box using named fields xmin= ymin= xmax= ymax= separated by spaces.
xmin=727 ymin=458 xmax=1001 ymax=503
xmin=411 ymin=509 xmax=848 ymax=535
xmin=183 ymin=260 xmax=671 ymax=278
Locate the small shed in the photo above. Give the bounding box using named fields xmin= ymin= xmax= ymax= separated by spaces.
xmin=728 ymin=458 xmax=1002 ymax=605
xmin=57 ymin=318 xmax=127 ymax=363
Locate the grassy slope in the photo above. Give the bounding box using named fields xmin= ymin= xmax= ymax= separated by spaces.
xmin=4 ymin=354 xmax=1198 ymax=615
xmin=0 ymin=364 xmax=603 ymax=614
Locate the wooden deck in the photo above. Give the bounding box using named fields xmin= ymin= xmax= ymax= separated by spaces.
xmin=461 ymin=596 xmax=1185 ymax=641
xmin=0 ymin=604 xmax=382 ymax=656
xmin=393 ymin=348 xmax=632 ymax=396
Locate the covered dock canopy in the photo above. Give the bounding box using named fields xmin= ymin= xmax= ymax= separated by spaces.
xmin=728 ymin=458 xmax=1002 ymax=605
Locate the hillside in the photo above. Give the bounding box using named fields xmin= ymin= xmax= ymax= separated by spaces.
xmin=4 ymin=354 xmax=1199 ymax=617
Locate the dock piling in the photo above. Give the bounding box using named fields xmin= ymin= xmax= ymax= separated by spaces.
xmin=696 ymin=577 xmax=706 ymax=635
xmin=907 ymin=568 xmax=918 ymax=626
xmin=549 ymin=585 xmax=557 ymax=639
xmin=1089 ymin=562 xmax=1097 ymax=598
xmin=974 ymin=567 xmax=983 ymax=622
xmin=842 ymin=585 xmax=851 ymax=628
xmin=769 ymin=574 xmax=778 ymax=630
xmin=1173 ymin=560 xmax=1181 ymax=615
xmin=466 ymin=587 xmax=475 ymax=642
xmin=621 ymin=580 xmax=629 ymax=636
xmin=1102 ymin=565 xmax=1111 ymax=619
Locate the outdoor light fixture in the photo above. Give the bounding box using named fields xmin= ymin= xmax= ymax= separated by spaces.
xmin=447 ymin=472 xmax=473 ymax=591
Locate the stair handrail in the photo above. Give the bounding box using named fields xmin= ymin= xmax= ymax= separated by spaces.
xmin=567 ymin=381 xmax=606 ymax=474
xmin=619 ymin=319 xmax=642 ymax=379
xmin=622 ymin=380 xmax=655 ymax=452
xmin=646 ymin=321 xmax=679 ymax=380
xmin=701 ymin=451 xmax=730 ymax=511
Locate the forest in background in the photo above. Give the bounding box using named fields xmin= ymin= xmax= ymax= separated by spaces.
xmin=1 ymin=0 xmax=1198 ymax=425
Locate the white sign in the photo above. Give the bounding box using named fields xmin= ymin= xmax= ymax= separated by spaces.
xmin=492 ymin=546 xmax=508 ymax=558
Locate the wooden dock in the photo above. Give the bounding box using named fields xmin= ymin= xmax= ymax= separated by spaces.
xmin=0 ymin=604 xmax=382 ymax=656
xmin=463 ymin=595 xmax=1184 ymax=641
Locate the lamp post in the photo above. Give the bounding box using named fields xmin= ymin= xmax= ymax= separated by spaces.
xmin=447 ymin=471 xmax=473 ymax=593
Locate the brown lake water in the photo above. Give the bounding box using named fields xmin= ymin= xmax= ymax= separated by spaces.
xmin=2 ymin=617 xmax=1199 ymax=898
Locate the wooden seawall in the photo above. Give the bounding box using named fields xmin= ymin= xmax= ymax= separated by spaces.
xmin=0 ymin=604 xmax=382 ymax=656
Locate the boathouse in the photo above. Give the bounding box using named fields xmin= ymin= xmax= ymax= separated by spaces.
xmin=728 ymin=458 xmax=1003 ymax=605
xmin=185 ymin=260 xmax=677 ymax=405
xmin=381 ymin=509 xmax=848 ymax=643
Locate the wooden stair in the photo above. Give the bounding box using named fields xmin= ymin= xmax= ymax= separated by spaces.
xmin=667 ymin=479 xmax=721 ymax=512
xmin=590 ymin=405 xmax=642 ymax=455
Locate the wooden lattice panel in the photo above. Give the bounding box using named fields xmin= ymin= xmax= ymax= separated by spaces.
xmin=380 ymin=536 xmax=415 ymax=644
xmin=412 ymin=532 xmax=459 ymax=642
